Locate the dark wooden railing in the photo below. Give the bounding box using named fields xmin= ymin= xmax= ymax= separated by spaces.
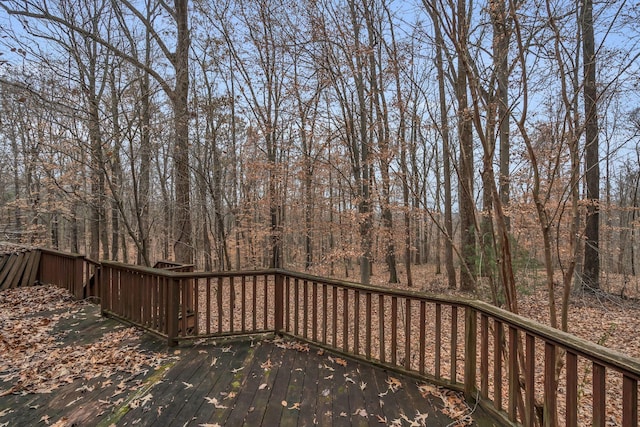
xmin=37 ymin=248 xmax=100 ymax=299
xmin=30 ymin=252 xmax=640 ymax=427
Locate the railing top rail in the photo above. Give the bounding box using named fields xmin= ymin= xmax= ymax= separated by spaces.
xmin=37 ymin=247 xmax=86 ymax=259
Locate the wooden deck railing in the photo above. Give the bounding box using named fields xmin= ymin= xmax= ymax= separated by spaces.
xmin=37 ymin=248 xmax=100 ymax=299
xmin=31 ymin=252 xmax=640 ymax=427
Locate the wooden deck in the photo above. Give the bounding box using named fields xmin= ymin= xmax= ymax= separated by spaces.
xmin=0 ymin=304 xmax=497 ymax=426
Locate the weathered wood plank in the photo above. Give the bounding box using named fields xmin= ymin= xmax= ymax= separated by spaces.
xmin=0 ymin=253 xmax=17 ymax=289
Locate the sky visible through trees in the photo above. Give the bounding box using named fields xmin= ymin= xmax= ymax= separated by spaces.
xmin=0 ymin=0 xmax=639 ymax=309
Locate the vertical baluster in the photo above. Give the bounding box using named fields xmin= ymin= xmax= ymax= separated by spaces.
xmin=343 ymin=287 xmax=349 ymax=353
xmin=366 ymin=292 xmax=372 ymax=359
xmin=332 ymin=286 xmax=338 ymax=348
xmin=593 ymin=362 xmax=606 ymax=427
xmin=285 ymin=276 xmax=291 ymax=332
xmin=494 ymin=320 xmax=503 ymax=411
xmin=241 ymin=276 xmax=246 ymax=332
xmin=435 ymin=303 xmax=441 ymax=379
xmin=508 ymin=326 xmax=518 ymax=421
xmin=294 ymin=278 xmax=299 ymax=336
xmin=391 ymin=296 xmax=397 ymax=365
xmin=252 ymin=275 xmax=257 ymax=331
xmin=451 ymin=306 xmax=458 ymax=382
xmin=303 ymin=280 xmax=309 ymax=339
xmin=263 ymin=275 xmax=268 ymax=328
xmin=322 ymin=283 xmax=328 ymax=345
xmin=229 ymin=276 xmax=235 ymax=333
xmin=206 ymin=277 xmax=211 ymax=335
xmin=622 ymin=375 xmax=638 ymax=427
xmin=217 ymin=277 xmax=223 ymax=333
xmin=566 ymin=350 xmax=578 ymax=427
xmin=543 ymin=342 xmax=557 ymax=426
xmin=481 ymin=314 xmax=489 ymax=398
xmin=405 ymin=298 xmax=411 ymax=370
xmin=525 ymin=333 xmax=535 ymax=427
xmin=419 ymin=300 xmax=426 ymax=374
xmin=354 ymin=290 xmax=360 ymax=355
xmin=312 ymin=282 xmax=318 ymax=342
xmin=379 ymin=294 xmax=385 ymax=363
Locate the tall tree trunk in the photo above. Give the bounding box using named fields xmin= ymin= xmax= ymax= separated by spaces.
xmin=172 ymin=0 xmax=193 ymax=264
xmin=493 ymin=0 xmax=511 ymax=231
xmin=427 ymin=3 xmax=457 ymax=289
xmin=581 ymin=0 xmax=600 ymax=290
xmin=347 ymin=0 xmax=372 ymax=285
xmin=457 ymin=0 xmax=476 ymax=291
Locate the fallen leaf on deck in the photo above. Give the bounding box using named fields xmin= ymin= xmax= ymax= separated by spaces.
xmin=385 ymin=376 xmax=402 ymax=393
xmin=352 ymin=408 xmax=367 ymax=417
xmin=414 ymin=410 xmax=428 ymax=425
xmin=182 ymin=381 xmax=193 ymax=389
xmin=288 ymin=402 xmax=301 ymax=410
xmin=51 ymin=418 xmax=69 ymax=427
xmin=258 ymin=383 xmax=267 ymax=390
xmin=204 ymin=397 xmax=227 ymax=409
xmin=281 ymin=400 xmax=288 ymax=407
xmin=335 ymin=358 xmax=347 ymax=367
xmin=376 ymin=414 xmax=387 ymax=423
xmin=417 ymin=383 xmax=437 ymax=397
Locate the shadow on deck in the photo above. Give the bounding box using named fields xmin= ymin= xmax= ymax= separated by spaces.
xmin=0 ymin=304 xmax=497 ymax=426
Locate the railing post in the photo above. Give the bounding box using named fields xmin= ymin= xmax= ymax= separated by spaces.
xmin=167 ymin=276 xmax=180 ymax=347
xmin=464 ymin=305 xmax=477 ymax=399
xmin=73 ymin=256 xmax=84 ymax=299
xmin=274 ymin=271 xmax=284 ymax=333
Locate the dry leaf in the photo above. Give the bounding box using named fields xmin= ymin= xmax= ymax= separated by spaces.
xmin=335 ymin=358 xmax=347 ymax=367
xmin=385 ymin=376 xmax=402 ymax=393
xmin=352 ymin=408 xmax=367 ymax=417
xmin=258 ymin=383 xmax=267 ymax=390
xmin=204 ymin=397 xmax=227 ymax=409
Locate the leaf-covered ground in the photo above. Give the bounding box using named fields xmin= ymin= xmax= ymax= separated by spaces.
xmin=0 ymin=285 xmax=171 ymax=426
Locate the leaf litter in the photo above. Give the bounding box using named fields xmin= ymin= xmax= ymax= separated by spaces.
xmin=0 ymin=286 xmax=168 ymax=398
